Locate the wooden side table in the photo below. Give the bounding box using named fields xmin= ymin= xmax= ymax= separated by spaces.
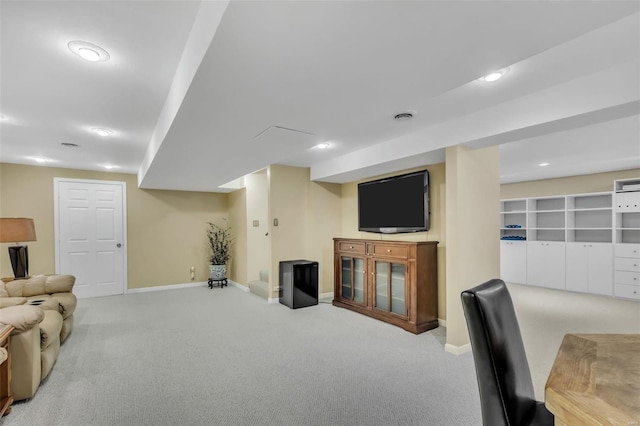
xmin=0 ymin=324 xmax=14 ymax=417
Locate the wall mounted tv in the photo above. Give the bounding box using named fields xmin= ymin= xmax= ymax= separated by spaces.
xmin=358 ymin=170 xmax=430 ymax=234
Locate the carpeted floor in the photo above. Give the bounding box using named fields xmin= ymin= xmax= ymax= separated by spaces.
xmin=4 ymin=286 xmax=482 ymax=426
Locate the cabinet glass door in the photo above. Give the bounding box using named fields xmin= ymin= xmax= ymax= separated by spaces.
xmin=375 ymin=262 xmax=389 ymax=310
xmin=374 ymin=260 xmax=406 ymax=316
xmin=390 ymin=263 xmax=406 ymax=315
xmin=341 ymin=256 xmax=364 ymax=304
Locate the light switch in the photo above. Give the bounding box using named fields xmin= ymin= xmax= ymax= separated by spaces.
xmin=274 ymin=218 xmax=278 ymax=226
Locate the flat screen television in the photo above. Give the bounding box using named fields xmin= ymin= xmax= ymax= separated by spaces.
xmin=358 ymin=170 xmax=429 ymax=234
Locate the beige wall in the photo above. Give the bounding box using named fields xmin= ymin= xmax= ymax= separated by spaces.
xmin=307 ymin=180 xmax=342 ymax=295
xmin=445 ymin=145 xmax=500 ymax=349
xmin=501 ymin=168 xmax=640 ymax=199
xmin=267 ymin=165 xmax=342 ymax=298
xmin=0 ymin=163 xmax=227 ymax=288
xmin=340 ymin=163 xmax=447 ymax=318
xmin=227 ymin=187 xmax=247 ymax=285
xmin=245 ymin=171 xmax=270 ymax=283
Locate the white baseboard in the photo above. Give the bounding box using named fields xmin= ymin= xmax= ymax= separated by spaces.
xmin=127 ymin=281 xmax=208 ymax=293
xmin=444 ymin=343 xmax=471 ymax=355
xmin=267 ymin=297 xmax=279 ymax=304
xmin=438 ymin=318 xmax=446 ymax=327
xmin=229 ymin=280 xmax=249 ymax=292
xmin=319 ymin=291 xmax=333 ymax=300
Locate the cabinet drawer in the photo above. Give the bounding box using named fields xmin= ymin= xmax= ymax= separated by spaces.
xmin=615 ymin=257 xmax=640 ymax=272
xmin=371 ymin=243 xmax=409 ymax=259
xmin=337 ymin=241 xmax=366 ymax=254
xmin=614 ymin=284 xmax=640 ymax=300
xmin=614 ymin=270 xmax=640 ymax=285
xmin=615 ymin=244 xmax=640 ymax=258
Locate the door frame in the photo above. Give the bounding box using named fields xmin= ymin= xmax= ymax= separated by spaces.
xmin=53 ymin=177 xmax=128 ymax=294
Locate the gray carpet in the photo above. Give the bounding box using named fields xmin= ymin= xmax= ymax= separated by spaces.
xmin=4 ymin=286 xmax=481 ymax=425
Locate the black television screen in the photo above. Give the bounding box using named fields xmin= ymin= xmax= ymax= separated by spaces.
xmin=358 ymin=170 xmax=429 ymax=233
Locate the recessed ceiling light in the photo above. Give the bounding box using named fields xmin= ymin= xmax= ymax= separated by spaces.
xmin=68 ymin=41 xmax=110 ymax=62
xmin=477 ymin=67 xmax=510 ymax=83
xmin=315 ymin=142 xmax=331 ymax=149
xmin=103 ymin=164 xmax=119 ymax=170
xmin=92 ymin=128 xmax=113 ymax=137
xmin=538 ymin=162 xmax=550 ymax=167
xmin=394 ymin=112 xmax=414 ymax=121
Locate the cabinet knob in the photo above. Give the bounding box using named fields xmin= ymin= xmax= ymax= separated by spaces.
xmin=349 ymin=246 xmax=354 ymax=249
xmin=387 ymin=249 xmax=391 ymax=253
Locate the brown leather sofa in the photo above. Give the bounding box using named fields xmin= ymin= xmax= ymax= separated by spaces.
xmin=0 ymin=275 xmax=76 ymax=401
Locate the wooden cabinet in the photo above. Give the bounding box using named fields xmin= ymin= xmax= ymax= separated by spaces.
xmin=0 ymin=325 xmax=13 ymax=417
xmin=333 ymin=238 xmax=438 ymax=334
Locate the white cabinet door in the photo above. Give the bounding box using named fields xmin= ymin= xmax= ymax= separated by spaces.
xmin=566 ymin=243 xmax=613 ymax=295
xmin=500 ymin=241 xmax=527 ymax=284
xmin=587 ymin=243 xmax=613 ymax=295
xmin=527 ymin=242 xmax=565 ymax=289
xmin=566 ymin=243 xmax=589 ymax=293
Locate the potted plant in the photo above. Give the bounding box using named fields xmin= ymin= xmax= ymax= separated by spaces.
xmin=207 ymin=220 xmax=232 ymax=280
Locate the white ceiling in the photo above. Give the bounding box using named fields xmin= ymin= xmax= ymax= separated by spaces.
xmin=1 ymin=1 xmax=639 ymax=192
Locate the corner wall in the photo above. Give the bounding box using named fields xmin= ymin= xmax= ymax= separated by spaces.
xmin=445 ymin=146 xmax=500 ymax=351
xmin=267 ymin=165 xmax=341 ymax=299
xmin=227 ymin=187 xmax=247 ymax=285
xmin=0 ymin=163 xmax=227 ymax=288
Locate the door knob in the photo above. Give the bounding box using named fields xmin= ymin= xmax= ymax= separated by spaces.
xmin=117 ymin=243 xmax=122 ymax=248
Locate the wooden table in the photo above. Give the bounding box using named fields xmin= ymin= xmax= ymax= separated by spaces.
xmin=0 ymin=324 xmax=14 ymax=417
xmin=545 ymin=334 xmax=640 ymax=426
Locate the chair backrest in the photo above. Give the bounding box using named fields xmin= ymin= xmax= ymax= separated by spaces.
xmin=461 ymin=279 xmax=536 ymax=426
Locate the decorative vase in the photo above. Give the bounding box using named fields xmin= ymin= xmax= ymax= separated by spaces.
xmin=209 ymin=264 xmax=226 ymax=280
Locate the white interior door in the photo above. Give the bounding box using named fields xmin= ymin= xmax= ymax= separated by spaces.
xmin=55 ymin=178 xmax=126 ymax=298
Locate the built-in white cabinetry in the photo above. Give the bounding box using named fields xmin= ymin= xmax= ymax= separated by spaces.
xmin=500 ymin=241 xmax=526 ymax=284
xmin=612 ymin=178 xmax=640 ymax=300
xmin=526 ymin=241 xmax=565 ymax=290
xmin=614 ymin=244 xmax=640 ymax=300
xmin=566 ymin=193 xmax=612 ymax=243
xmin=500 ymin=199 xmax=526 ymax=241
xmin=614 ymin=178 xmax=640 ymax=245
xmin=499 ymin=179 xmax=640 ymax=300
xmin=527 ymin=197 xmax=565 ymax=242
xmin=566 ymin=243 xmax=613 ymax=295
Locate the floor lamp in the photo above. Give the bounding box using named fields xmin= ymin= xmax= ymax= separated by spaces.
xmin=0 ymin=218 xmax=37 ymax=279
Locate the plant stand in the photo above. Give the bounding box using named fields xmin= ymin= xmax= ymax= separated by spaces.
xmin=208 ymin=277 xmax=228 ymax=289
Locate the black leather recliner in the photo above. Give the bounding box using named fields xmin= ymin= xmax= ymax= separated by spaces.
xmin=461 ymin=279 xmax=554 ymax=426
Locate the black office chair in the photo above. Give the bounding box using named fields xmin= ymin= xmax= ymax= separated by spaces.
xmin=461 ymin=279 xmax=553 ymax=426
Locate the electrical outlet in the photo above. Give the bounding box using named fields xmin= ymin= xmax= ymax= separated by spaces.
xmin=190 ymin=266 xmax=195 ymax=273
xmin=253 ymin=220 xmax=259 ymax=227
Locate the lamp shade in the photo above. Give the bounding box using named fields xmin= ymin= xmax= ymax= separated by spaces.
xmin=0 ymin=218 xmax=37 ymax=243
